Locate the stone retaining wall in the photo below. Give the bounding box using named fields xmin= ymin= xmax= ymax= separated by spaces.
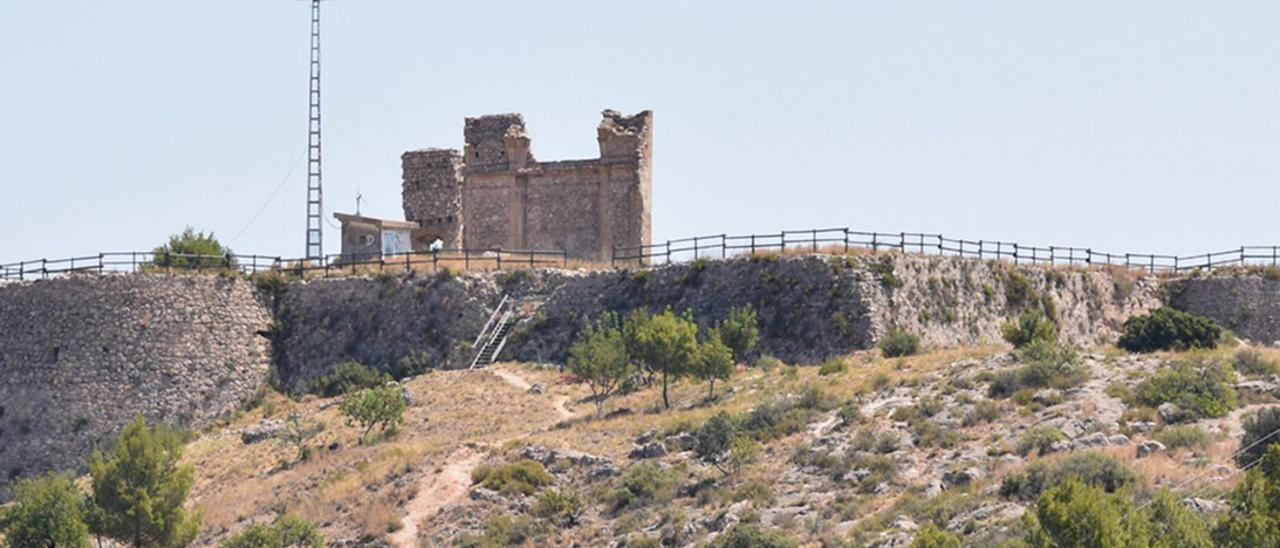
xmin=0 ymin=275 xmax=272 ymax=493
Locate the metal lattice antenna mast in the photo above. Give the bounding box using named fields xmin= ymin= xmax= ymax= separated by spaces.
xmin=304 ymin=0 xmax=325 ymax=260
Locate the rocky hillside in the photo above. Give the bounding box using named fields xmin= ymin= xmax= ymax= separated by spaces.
xmin=174 ymin=339 xmax=1279 ymax=546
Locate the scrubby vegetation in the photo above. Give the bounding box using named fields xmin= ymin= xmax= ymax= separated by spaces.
xmin=471 ymin=459 xmax=554 ymax=496
xmin=1001 ymin=308 xmax=1057 ymax=348
xmin=1135 ymin=355 xmax=1237 ymax=421
xmin=1234 ymin=348 xmax=1280 ymax=377
xmin=988 ymin=341 xmax=1088 ymax=398
xmin=221 ymin=515 xmax=324 ymax=548
xmin=150 ymin=227 xmax=235 ymax=269
xmin=1117 ymin=307 xmax=1222 ymax=353
xmin=1237 ymin=407 xmax=1280 ymax=468
xmin=311 ymin=361 xmax=390 ymax=397
xmin=878 ymin=329 xmax=920 ymax=358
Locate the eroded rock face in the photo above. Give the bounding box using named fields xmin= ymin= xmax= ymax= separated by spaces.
xmin=0 ymin=274 xmax=273 ymax=496
xmin=269 ymin=274 xmax=498 ymax=392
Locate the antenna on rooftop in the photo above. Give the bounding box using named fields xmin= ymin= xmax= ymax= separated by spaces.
xmin=302 ymin=0 xmax=330 ymax=261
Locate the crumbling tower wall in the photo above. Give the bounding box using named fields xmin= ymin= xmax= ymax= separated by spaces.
xmin=401 ymin=149 xmax=464 ymax=248
xmin=401 ymin=110 xmax=652 ymax=261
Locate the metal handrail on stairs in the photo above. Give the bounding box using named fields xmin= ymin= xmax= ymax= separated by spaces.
xmin=469 ymin=295 xmax=511 ymax=369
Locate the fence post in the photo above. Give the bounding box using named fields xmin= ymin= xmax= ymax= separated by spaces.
xmin=936 ymin=235 xmax=943 ymax=254
xmin=694 ymin=237 xmax=700 ymax=259
xmin=1273 ymin=246 xmax=1278 ymax=266
xmin=899 ymin=232 xmax=906 ymax=253
xmin=780 ymin=232 xmax=786 ymax=253
xmin=1240 ymin=246 xmax=1246 ymax=267
xmin=722 ymin=234 xmax=727 ymax=259
xmin=843 ymin=228 xmax=849 ymax=254
xmin=666 ymin=241 xmax=672 ymax=264
xmin=750 ymin=235 xmax=756 ymax=255
xmin=871 ymin=233 xmax=878 ymax=254
xmin=812 ymin=229 xmax=818 ymax=252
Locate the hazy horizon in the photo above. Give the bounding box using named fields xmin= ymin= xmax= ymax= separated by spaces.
xmin=2 ymin=1 xmax=1277 ymax=263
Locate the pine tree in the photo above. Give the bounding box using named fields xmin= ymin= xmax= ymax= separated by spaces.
xmin=88 ymin=416 xmax=200 ymax=548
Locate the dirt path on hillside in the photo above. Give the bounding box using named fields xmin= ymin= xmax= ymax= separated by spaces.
xmin=390 ymin=367 xmax=573 ymax=548
xmin=491 ymin=367 xmax=574 ymax=421
xmin=389 ymin=447 xmax=483 ymax=547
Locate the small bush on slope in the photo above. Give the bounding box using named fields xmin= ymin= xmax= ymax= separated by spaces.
xmin=471 ymin=459 xmax=553 ymax=496
xmin=1118 ymin=307 xmax=1222 ymax=353
xmin=988 ymin=341 xmax=1087 ymax=398
xmin=1002 ymin=308 xmax=1058 ymax=348
xmin=1135 ymin=355 xmax=1237 ymax=422
xmin=1237 ymin=407 xmax=1280 ymax=468
xmin=879 ymin=329 xmax=920 ymax=358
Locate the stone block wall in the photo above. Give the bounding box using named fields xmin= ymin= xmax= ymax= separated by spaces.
xmin=1168 ymin=275 xmax=1280 ymax=345
xmin=0 ymin=275 xmax=272 ymax=493
xmin=401 ymin=149 xmax=464 ymax=248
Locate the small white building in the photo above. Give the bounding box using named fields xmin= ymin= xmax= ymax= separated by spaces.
xmin=334 ymin=213 xmax=419 ymax=262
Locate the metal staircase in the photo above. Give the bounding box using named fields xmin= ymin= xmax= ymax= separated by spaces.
xmin=469 ymin=295 xmax=516 ymax=369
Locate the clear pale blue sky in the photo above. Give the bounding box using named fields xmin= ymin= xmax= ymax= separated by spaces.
xmin=1 ymin=1 xmax=1276 ymax=262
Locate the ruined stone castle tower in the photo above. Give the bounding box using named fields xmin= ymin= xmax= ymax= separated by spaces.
xmin=401 ymin=110 xmax=652 ymax=261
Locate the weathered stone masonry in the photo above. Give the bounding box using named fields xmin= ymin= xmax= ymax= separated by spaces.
xmin=402 ymin=110 xmax=653 ymax=261
xmin=0 ymin=275 xmax=272 ymax=488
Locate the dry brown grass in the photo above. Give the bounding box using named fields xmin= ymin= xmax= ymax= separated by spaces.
xmin=183 ymin=368 xmax=569 ymax=545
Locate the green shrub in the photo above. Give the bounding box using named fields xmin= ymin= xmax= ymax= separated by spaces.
xmin=222 ymin=515 xmax=324 ymax=548
xmin=741 ymin=398 xmax=811 ymax=442
xmin=312 ymin=361 xmax=390 ymax=397
xmin=818 ymin=357 xmax=847 ymax=376
xmin=1001 ymin=309 xmax=1057 ymax=348
xmin=879 ymin=329 xmax=920 ymax=358
xmin=1148 ymin=490 xmax=1213 ymax=548
xmin=719 ymin=305 xmax=759 ymax=363
xmin=1155 ymin=425 xmax=1212 ymax=451
xmin=962 ymin=400 xmax=1001 ymax=427
xmin=610 ymin=463 xmax=677 ymax=511
xmin=707 ymin=524 xmax=796 ymax=548
xmin=911 ymin=524 xmax=961 ymax=548
xmin=339 ymin=384 xmax=407 ymax=442
xmin=1 ymin=473 xmax=90 ymax=548
xmin=988 ymin=341 xmax=1087 ymax=398
xmin=1016 ymin=426 xmax=1067 ymax=456
xmin=471 ymin=459 xmax=553 ymax=496
xmin=1118 ymin=307 xmax=1222 ymax=353
xmin=1214 ymin=445 xmax=1280 ymax=546
xmin=837 ymin=401 xmax=863 ymax=426
xmin=1233 ymin=348 xmax=1279 ymax=377
xmin=1135 ymin=356 xmax=1237 ymax=421
xmin=457 ymin=515 xmax=540 ymax=548
xmin=1024 ymin=479 xmax=1144 ymax=547
xmin=911 ymin=420 xmax=960 ymax=449
xmin=533 ymin=489 xmax=582 ymax=527
xmin=1004 ymin=271 xmax=1037 ymax=309
xmin=1236 ymin=407 xmax=1280 ymax=468
xmin=695 ymin=413 xmax=737 ymax=462
xmin=149 ymin=227 xmax=235 ymax=270
xmin=847 ymin=453 xmax=899 ymax=493
xmin=1000 ymin=452 xmax=1137 ymax=501
xmin=796 ymin=386 xmax=838 ymax=411
xmin=1053 ymin=452 xmax=1138 ymax=493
